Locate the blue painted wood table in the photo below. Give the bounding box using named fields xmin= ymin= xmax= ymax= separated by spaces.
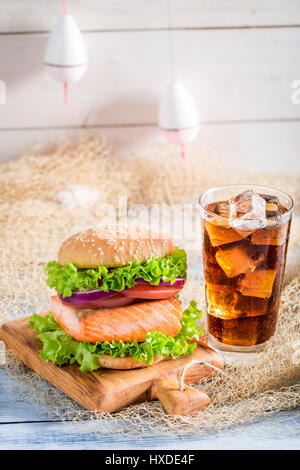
xmin=1 ymin=367 xmax=299 ymax=450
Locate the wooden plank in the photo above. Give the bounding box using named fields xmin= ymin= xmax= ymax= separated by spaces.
xmin=0 ymin=28 xmax=299 ymax=130
xmin=0 ymin=0 xmax=168 ymax=33
xmin=170 ymin=0 xmax=300 ymax=29
xmin=0 ymin=0 xmax=299 ymax=33
xmin=0 ymin=126 xmax=162 ymax=163
xmin=0 ymin=414 xmax=300 ymax=449
xmin=1 ymin=367 xmax=299 ymax=449
xmin=0 ymin=31 xmax=169 ymax=129
xmin=0 ymin=121 xmax=299 ymax=173
xmin=0 ymin=316 xmax=223 ymax=413
xmin=172 ymin=27 xmax=300 ymax=122
xmin=0 ymin=369 xmax=52 ymax=424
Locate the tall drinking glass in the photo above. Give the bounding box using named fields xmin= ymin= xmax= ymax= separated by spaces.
xmin=199 ymin=185 xmax=293 ymax=353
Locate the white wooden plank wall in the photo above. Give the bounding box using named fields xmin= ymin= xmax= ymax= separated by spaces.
xmin=0 ymin=0 xmax=299 ymax=172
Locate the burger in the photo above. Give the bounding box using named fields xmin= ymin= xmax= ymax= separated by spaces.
xmin=30 ymin=225 xmax=203 ymax=372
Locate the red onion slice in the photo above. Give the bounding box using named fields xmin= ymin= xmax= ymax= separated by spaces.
xmin=135 ymin=278 xmax=185 ymax=287
xmin=58 ymin=278 xmax=185 ymax=304
xmin=59 ymin=293 xmax=135 ymax=309
xmin=58 ymin=288 xmax=122 ymax=304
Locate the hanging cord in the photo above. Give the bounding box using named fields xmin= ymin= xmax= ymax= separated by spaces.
xmin=166 ymin=0 xmax=174 ymax=80
xmin=63 ymin=1 xmax=68 ymax=105
xmin=64 ymin=82 xmax=68 ymax=105
xmin=180 ymin=141 xmax=186 ymax=160
xmin=166 ymin=0 xmax=186 ymax=160
xmin=179 ymin=359 xmax=228 ymax=392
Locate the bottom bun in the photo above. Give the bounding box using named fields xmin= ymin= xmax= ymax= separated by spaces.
xmin=98 ymin=354 xmax=165 ymax=370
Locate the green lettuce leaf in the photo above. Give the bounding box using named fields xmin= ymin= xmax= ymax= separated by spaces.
xmin=29 ymin=300 xmax=203 ymax=373
xmin=45 ymin=247 xmax=187 ymax=298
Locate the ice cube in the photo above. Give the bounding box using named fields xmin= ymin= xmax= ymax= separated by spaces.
xmin=214 ymin=201 xmax=230 ymax=218
xmin=205 ymin=220 xmax=243 ymax=246
xmin=237 ymin=269 xmax=277 ymax=298
xmin=206 ymin=201 xmax=230 ymax=219
xmin=229 ymin=190 xmax=267 ymax=231
xmin=206 ymin=289 xmax=241 ymax=319
xmin=234 ymin=293 xmax=269 ymax=317
xmin=204 ymin=263 xmax=234 ymax=292
xmin=207 ymin=288 xmax=268 ymax=319
xmin=259 ymin=193 xmax=280 ymax=215
xmin=215 ymin=243 xmax=264 ymax=278
xmin=251 ymin=222 xmax=289 ymax=246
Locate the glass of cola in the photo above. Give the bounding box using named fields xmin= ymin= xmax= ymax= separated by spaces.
xmin=200 ymin=185 xmax=293 ymax=353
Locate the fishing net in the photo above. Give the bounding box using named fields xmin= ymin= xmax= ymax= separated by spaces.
xmin=1 ymin=135 xmax=300 ymax=436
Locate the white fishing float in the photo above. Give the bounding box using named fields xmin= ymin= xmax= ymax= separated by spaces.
xmin=44 ymin=2 xmax=88 ymax=104
xmin=158 ymin=80 xmax=200 ymax=160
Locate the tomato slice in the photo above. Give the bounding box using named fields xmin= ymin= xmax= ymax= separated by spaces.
xmin=122 ymin=284 xmax=182 ymax=300
xmin=60 ymin=293 xmax=135 ymax=309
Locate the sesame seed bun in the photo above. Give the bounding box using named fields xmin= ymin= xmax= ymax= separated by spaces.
xmin=58 ymin=225 xmax=176 ymax=268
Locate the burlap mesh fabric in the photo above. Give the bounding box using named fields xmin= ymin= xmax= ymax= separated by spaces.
xmin=1 ymin=136 xmax=299 ymax=435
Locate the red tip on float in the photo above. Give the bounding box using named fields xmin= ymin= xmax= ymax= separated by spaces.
xmin=64 ymin=82 xmax=68 ymax=105
xmin=63 ymin=2 xmax=68 ymax=15
xmin=179 ymin=142 xmax=186 ymax=160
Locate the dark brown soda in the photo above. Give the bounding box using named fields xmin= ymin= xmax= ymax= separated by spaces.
xmin=202 ymin=200 xmax=291 ymax=346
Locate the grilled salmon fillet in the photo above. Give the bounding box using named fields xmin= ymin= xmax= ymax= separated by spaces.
xmin=51 ymin=296 xmax=183 ymax=343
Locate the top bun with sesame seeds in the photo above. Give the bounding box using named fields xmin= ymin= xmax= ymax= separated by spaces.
xmin=58 ymin=225 xmax=176 ymax=269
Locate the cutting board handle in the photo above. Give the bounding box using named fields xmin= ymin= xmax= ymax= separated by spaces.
xmin=151 ymin=375 xmax=210 ymax=416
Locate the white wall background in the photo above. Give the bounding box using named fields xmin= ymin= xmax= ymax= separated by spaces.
xmin=0 ymin=0 xmax=300 ymax=172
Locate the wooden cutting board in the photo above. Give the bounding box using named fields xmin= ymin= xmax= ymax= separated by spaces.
xmin=0 ymin=316 xmax=224 ymax=415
